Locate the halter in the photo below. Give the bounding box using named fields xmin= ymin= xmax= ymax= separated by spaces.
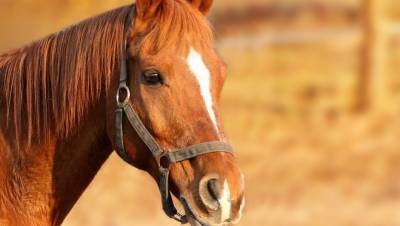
xmin=114 ymin=6 xmax=234 ymax=224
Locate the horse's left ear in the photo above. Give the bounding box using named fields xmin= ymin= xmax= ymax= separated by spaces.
xmin=186 ymin=0 xmax=213 ymax=15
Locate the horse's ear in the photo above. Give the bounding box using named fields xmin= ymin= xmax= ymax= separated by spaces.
xmin=135 ymin=0 xmax=163 ymax=20
xmin=187 ymin=0 xmax=213 ymax=15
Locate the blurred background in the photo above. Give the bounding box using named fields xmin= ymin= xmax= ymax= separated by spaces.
xmin=1 ymin=0 xmax=400 ymax=225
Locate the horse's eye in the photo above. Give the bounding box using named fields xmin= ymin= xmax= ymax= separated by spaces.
xmin=142 ymin=69 xmax=164 ymax=86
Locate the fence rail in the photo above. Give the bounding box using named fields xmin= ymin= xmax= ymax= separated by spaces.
xmin=217 ymin=24 xmax=400 ymax=49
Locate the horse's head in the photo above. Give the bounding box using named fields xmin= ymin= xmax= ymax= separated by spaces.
xmin=106 ymin=1 xmax=245 ymax=225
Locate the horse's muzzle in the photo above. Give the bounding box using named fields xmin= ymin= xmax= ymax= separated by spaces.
xmin=181 ymin=174 xmax=245 ymax=226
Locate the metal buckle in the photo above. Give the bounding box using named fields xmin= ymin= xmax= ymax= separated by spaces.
xmin=116 ymin=84 xmax=131 ymax=107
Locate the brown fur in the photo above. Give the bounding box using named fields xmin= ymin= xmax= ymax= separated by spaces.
xmin=0 ymin=1 xmax=244 ymax=225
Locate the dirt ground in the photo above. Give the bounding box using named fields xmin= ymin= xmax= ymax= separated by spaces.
xmin=64 ymin=103 xmax=400 ymax=226
xmin=1 ymin=1 xmax=400 ymax=225
xmin=65 ymin=42 xmax=400 ymax=226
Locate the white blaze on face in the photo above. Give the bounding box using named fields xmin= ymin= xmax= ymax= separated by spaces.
xmin=219 ymin=179 xmax=232 ymax=222
xmin=187 ymin=47 xmax=219 ymax=133
xmin=187 ymin=48 xmax=232 ymax=221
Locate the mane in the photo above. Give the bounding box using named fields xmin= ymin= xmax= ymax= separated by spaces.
xmin=0 ymin=1 xmax=214 ymax=151
xmin=0 ymin=5 xmax=132 ymax=149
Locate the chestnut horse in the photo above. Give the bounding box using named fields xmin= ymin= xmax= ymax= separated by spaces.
xmin=0 ymin=0 xmax=245 ymax=225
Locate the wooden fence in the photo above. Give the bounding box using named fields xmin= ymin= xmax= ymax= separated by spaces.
xmin=216 ymin=0 xmax=396 ymax=113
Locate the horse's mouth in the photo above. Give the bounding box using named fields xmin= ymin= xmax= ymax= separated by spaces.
xmin=180 ymin=197 xmax=233 ymax=226
xmin=181 ymin=197 xmax=208 ymax=226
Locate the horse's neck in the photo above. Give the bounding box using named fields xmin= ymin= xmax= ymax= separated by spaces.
xmin=0 ymin=103 xmax=113 ymax=226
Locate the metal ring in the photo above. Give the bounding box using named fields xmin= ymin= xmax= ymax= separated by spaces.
xmin=116 ymin=84 xmax=131 ymax=107
xmin=158 ymin=152 xmax=172 ymax=170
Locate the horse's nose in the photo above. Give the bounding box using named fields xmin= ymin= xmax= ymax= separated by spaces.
xmin=207 ymin=178 xmax=222 ymax=201
xmin=199 ymin=175 xmax=233 ymax=219
xmin=196 ymin=173 xmax=244 ymax=224
xmin=199 ymin=176 xmax=222 ymax=211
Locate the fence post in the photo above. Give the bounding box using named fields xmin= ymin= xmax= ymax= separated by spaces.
xmin=359 ymin=0 xmax=388 ymax=112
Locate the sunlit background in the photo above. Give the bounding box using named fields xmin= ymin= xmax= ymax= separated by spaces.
xmin=1 ymin=0 xmax=400 ymax=225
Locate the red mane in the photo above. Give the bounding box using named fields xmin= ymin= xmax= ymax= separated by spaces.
xmin=0 ymin=6 xmax=131 ymax=149
xmin=0 ymin=0 xmax=214 ymax=151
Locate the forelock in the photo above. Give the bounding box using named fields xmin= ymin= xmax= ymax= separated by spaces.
xmin=134 ymin=0 xmax=214 ymax=54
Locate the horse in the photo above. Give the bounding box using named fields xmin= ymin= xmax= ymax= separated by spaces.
xmin=0 ymin=0 xmax=245 ymax=225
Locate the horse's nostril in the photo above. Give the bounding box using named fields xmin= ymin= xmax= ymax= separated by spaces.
xmin=207 ymin=178 xmax=221 ymax=201
xmin=199 ymin=176 xmax=221 ymax=211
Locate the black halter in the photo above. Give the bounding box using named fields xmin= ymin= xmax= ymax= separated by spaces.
xmin=114 ymin=7 xmax=234 ymax=224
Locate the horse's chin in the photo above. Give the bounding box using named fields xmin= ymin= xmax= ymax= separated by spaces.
xmin=180 ymin=197 xmax=209 ymax=226
xmin=187 ymin=216 xmax=207 ymax=226
xmin=180 ymin=197 xmax=232 ymax=226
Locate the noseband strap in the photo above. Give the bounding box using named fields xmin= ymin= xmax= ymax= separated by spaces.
xmin=114 ymin=6 xmax=234 ymax=224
